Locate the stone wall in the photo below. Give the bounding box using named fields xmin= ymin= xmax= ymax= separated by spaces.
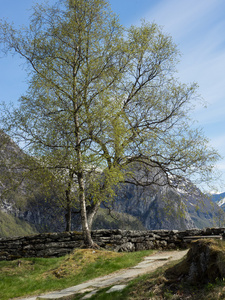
xmin=1 ymin=228 xmax=225 ymax=261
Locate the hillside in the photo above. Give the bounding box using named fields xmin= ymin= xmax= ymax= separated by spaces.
xmin=211 ymin=192 xmax=225 ymax=210
xmin=0 ymin=210 xmax=37 ymax=237
xmin=0 ymin=130 xmax=65 ymax=236
xmin=93 ymin=208 xmax=146 ymax=231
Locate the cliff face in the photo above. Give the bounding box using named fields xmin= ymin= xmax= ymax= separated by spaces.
xmin=110 ymin=184 xmax=192 ymax=230
xmin=111 ymin=178 xmax=224 ymax=230
xmin=211 ymin=192 xmax=225 ymax=212
xmin=0 ymin=131 xmax=27 ymax=215
xmin=0 ymin=130 xmax=66 ymax=235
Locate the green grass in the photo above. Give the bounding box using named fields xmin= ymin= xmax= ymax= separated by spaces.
xmin=0 ymin=248 xmax=154 ymax=300
xmin=80 ymin=240 xmax=225 ymax=300
xmin=0 ymin=210 xmax=37 ymax=237
xmin=93 ymin=208 xmax=146 ymax=230
xmin=75 ymin=262 xmax=225 ymax=300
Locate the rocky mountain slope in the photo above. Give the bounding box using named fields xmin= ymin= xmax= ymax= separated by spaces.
xmin=211 ymin=192 xmax=225 ymax=210
xmin=0 ymin=130 xmax=225 ymax=237
xmin=0 ymin=130 xmax=65 ymax=235
xmin=211 ymin=192 xmax=225 ymax=202
xmin=111 ymin=178 xmax=224 ymax=230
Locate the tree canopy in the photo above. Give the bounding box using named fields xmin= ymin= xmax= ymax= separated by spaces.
xmin=0 ymin=0 xmax=219 ymax=247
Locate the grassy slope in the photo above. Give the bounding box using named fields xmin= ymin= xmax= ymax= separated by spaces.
xmin=0 ymin=248 xmax=154 ymax=300
xmin=0 ymin=210 xmax=37 ymax=238
xmin=85 ymin=264 xmax=225 ymax=300
xmin=86 ymin=241 xmax=225 ymax=300
xmin=93 ymin=208 xmax=146 ymax=230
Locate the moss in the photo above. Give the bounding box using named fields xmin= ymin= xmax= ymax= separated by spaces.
xmin=72 ymin=231 xmax=83 ymax=235
xmin=8 ymin=255 xmax=22 ymax=260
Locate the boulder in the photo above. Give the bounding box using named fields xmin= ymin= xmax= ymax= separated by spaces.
xmin=116 ymin=242 xmax=135 ymax=252
xmin=166 ymin=239 xmax=225 ymax=284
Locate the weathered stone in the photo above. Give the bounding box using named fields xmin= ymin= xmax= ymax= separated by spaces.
xmin=130 ymin=237 xmax=145 ymax=243
xmin=210 ymin=228 xmax=225 ymax=235
xmin=38 ymin=248 xmax=71 ymax=257
xmin=44 ymin=242 xmax=76 ymax=248
xmin=158 ymin=240 xmax=167 ymax=248
xmin=152 ymin=234 xmax=161 ymax=240
xmin=167 ymin=242 xmax=176 ymax=249
xmin=131 ymin=231 xmax=148 ymax=237
xmin=97 ymin=237 xmax=111 ymax=242
xmin=116 ymin=242 xmax=135 ymax=252
xmin=23 ymin=244 xmax=34 ymax=250
xmin=185 ymin=229 xmax=203 ymax=236
xmin=145 ymin=241 xmax=155 ymax=249
xmin=135 ymin=242 xmax=148 ymax=251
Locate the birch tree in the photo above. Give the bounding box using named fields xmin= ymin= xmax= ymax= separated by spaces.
xmin=0 ymin=0 xmax=219 ymax=247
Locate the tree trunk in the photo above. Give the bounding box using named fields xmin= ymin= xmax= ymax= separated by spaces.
xmin=72 ymin=51 xmax=97 ymax=248
xmin=78 ymin=172 xmax=98 ymax=248
xmin=87 ymin=201 xmax=101 ymax=230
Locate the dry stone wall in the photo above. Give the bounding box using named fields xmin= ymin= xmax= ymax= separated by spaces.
xmin=0 ymin=228 xmax=225 ymax=261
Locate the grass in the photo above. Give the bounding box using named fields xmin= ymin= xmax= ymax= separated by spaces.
xmin=77 ymin=240 xmax=225 ymax=300
xmin=0 ymin=248 xmax=154 ymax=300
xmin=74 ymin=261 xmax=225 ymax=300
xmin=93 ymin=208 xmax=146 ymax=230
xmin=0 ymin=210 xmax=37 ymax=237
xmin=3 ymin=239 xmax=225 ymax=300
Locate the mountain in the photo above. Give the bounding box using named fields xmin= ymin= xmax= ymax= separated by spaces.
xmin=0 ymin=130 xmax=67 ymax=235
xmin=1 ymin=130 xmax=225 ymax=237
xmin=210 ymin=192 xmax=225 ymax=203
xmin=210 ymin=192 xmax=225 ymax=210
xmin=92 ymin=208 xmax=146 ymax=230
xmin=0 ymin=131 xmax=146 ymax=236
xmin=111 ymin=178 xmax=224 ymax=230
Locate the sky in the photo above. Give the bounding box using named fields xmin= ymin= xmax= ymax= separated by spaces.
xmin=0 ymin=0 xmax=225 ymax=192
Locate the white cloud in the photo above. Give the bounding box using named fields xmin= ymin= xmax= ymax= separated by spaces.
xmin=144 ymin=0 xmax=220 ymax=39
xmin=143 ymin=0 xmax=225 ymax=191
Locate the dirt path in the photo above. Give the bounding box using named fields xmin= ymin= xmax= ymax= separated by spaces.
xmin=15 ymin=249 xmax=188 ymax=300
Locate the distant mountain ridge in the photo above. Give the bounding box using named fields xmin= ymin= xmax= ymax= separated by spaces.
xmin=211 ymin=192 xmax=225 ymax=203
xmin=211 ymin=192 xmax=225 ymax=210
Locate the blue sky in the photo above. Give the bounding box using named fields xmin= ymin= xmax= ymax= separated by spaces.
xmin=0 ymin=0 xmax=225 ymax=192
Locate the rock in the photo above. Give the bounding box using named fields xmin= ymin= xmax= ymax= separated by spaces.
xmin=166 ymin=239 xmax=225 ymax=284
xmin=106 ymin=285 xmax=127 ymax=293
xmin=116 ymin=242 xmax=135 ymax=252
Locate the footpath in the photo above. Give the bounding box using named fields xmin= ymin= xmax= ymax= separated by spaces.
xmin=15 ymin=249 xmax=188 ymax=300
